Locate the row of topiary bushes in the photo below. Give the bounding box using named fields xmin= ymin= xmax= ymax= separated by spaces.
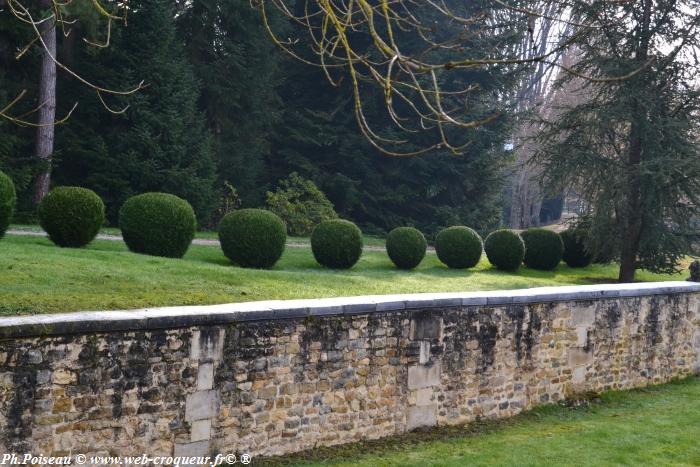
xmin=387 ymin=225 xmax=591 ymax=272
xmin=0 ymin=169 xmax=592 ymax=272
xmin=214 ymin=211 xmax=592 ymax=272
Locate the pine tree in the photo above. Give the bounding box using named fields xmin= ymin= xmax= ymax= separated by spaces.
xmin=535 ymin=0 xmax=700 ymax=281
xmin=178 ymin=0 xmax=286 ymax=207
xmin=55 ymin=0 xmax=217 ymax=224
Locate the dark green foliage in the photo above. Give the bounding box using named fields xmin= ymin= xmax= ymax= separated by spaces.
xmin=311 ymin=219 xmax=363 ymax=269
xmin=0 ymin=17 xmax=37 ymax=217
xmin=386 ymin=227 xmax=427 ymax=269
xmin=534 ymin=0 xmax=700 ymax=280
xmin=435 ymin=226 xmax=483 ymax=269
xmin=52 ymin=0 xmax=217 ymax=225
xmin=268 ymin=1 xmax=518 ymax=235
xmin=218 ymin=209 xmax=286 ymax=269
xmin=561 ymin=229 xmax=593 ymax=268
xmin=0 ymin=0 xmax=521 ymax=234
xmin=484 ymin=229 xmax=525 ymax=271
xmin=178 ymin=0 xmax=287 ymax=207
xmin=0 ymin=170 xmax=16 ymax=238
xmin=119 ymin=193 xmax=196 ymax=258
xmin=38 ymin=187 xmax=104 ymax=247
xmin=521 ymin=229 xmax=564 ymax=271
xmin=266 ymin=173 xmax=337 ymax=236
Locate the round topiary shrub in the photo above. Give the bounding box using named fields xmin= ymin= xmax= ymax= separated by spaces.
xmin=218 ymin=209 xmax=286 ymax=269
xmin=484 ymin=229 xmax=525 ymax=271
xmin=561 ymin=229 xmax=593 ymax=268
xmin=435 ymin=226 xmax=483 ymax=269
xmin=311 ymin=219 xmax=363 ymax=269
xmin=521 ymin=228 xmax=564 ymax=270
xmin=0 ymin=170 xmax=15 ymax=239
xmin=386 ymin=227 xmax=427 ymax=269
xmin=38 ymin=186 xmax=104 ymax=247
xmin=119 ymin=192 xmax=196 ymax=258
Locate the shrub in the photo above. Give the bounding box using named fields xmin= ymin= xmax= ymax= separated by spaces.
xmin=0 ymin=170 xmax=15 ymax=239
xmin=561 ymin=229 xmax=593 ymax=268
xmin=521 ymin=228 xmax=564 ymax=270
xmin=266 ymin=172 xmax=337 ymax=236
xmin=311 ymin=219 xmax=363 ymax=269
xmin=119 ymin=193 xmax=196 ymax=258
xmin=386 ymin=227 xmax=427 ymax=269
xmin=435 ymin=226 xmax=483 ymax=269
xmin=38 ymin=187 xmax=104 ymax=247
xmin=218 ymin=209 xmax=286 ymax=268
xmin=484 ymin=229 xmax=525 ymax=271
xmin=208 ymin=181 xmax=242 ymax=229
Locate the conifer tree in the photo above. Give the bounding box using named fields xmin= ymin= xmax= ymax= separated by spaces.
xmin=57 ymin=0 xmax=217 ymax=223
xmin=535 ymin=0 xmax=700 ymax=281
xmin=178 ymin=0 xmax=286 ymax=207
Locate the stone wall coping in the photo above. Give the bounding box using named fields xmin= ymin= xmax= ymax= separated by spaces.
xmin=1 ymin=281 xmax=698 ymax=338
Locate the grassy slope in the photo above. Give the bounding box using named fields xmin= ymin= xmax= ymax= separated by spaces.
xmin=0 ymin=235 xmax=686 ymax=315
xmin=263 ymin=377 xmax=700 ymax=467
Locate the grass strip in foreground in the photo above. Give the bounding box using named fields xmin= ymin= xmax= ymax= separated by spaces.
xmin=258 ymin=377 xmax=700 ymax=467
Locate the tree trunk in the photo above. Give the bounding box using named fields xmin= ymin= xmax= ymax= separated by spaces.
xmin=617 ymin=122 xmax=643 ymax=283
xmin=617 ymin=0 xmax=652 ymax=283
xmin=32 ymin=8 xmax=57 ymax=206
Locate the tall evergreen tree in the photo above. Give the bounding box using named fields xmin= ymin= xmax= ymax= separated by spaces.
xmin=55 ymin=0 xmax=217 ymax=223
xmin=178 ymin=0 xmax=285 ymax=207
xmin=0 ymin=10 xmax=37 ymax=211
xmin=535 ymin=0 xmax=700 ymax=281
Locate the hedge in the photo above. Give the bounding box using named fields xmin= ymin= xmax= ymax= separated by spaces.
xmin=120 ymin=192 xmax=196 ymax=258
xmin=38 ymin=187 xmax=104 ymax=247
xmin=219 ymin=209 xmax=286 ymax=268
xmin=311 ymin=219 xmax=363 ymax=269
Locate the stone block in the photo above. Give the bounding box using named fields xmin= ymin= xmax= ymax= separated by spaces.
xmin=190 ymin=419 xmax=211 ymax=442
xmin=173 ymin=441 xmax=210 ymax=461
xmin=408 ymin=362 xmax=441 ymax=390
xmin=407 ymin=404 xmax=437 ymax=430
xmin=419 ymin=341 xmax=431 ymax=365
xmin=190 ymin=327 xmax=225 ymax=362
xmin=572 ymin=366 xmax=586 ymax=385
xmin=414 ymin=388 xmax=433 ymax=406
xmin=185 ymin=390 xmax=220 ymax=421
xmin=376 ymin=300 xmax=406 ymax=312
xmin=567 ymin=348 xmax=593 ymax=367
xmin=570 ymin=307 xmax=596 ymax=327
xmin=410 ymin=313 xmax=442 ymax=340
xmin=197 ymin=363 xmax=214 ymax=391
xmin=575 ymin=327 xmax=588 ymax=347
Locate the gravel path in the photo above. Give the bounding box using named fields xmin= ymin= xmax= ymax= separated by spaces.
xmin=5 ymin=229 xmax=391 ymax=252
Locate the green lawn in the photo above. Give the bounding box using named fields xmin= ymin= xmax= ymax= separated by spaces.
xmin=0 ymin=234 xmax=687 ymax=316
xmin=260 ymin=377 xmax=700 ymax=467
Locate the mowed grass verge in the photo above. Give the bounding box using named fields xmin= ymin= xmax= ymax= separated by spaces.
xmin=259 ymin=377 xmax=700 ymax=467
xmin=0 ymin=234 xmax=687 ymax=316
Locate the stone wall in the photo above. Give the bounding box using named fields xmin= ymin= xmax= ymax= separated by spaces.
xmin=1 ymin=282 xmax=699 ymax=458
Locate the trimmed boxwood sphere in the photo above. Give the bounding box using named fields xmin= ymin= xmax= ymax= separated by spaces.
xmin=119 ymin=192 xmax=196 ymax=258
xmin=435 ymin=226 xmax=483 ymax=269
xmin=561 ymin=229 xmax=593 ymax=268
xmin=484 ymin=229 xmax=525 ymax=271
xmin=38 ymin=187 xmax=104 ymax=247
xmin=311 ymin=219 xmax=363 ymax=269
xmin=386 ymin=227 xmax=427 ymax=269
xmin=0 ymin=170 xmax=15 ymax=239
xmin=219 ymin=209 xmax=286 ymax=268
xmin=521 ymin=228 xmax=564 ymax=270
